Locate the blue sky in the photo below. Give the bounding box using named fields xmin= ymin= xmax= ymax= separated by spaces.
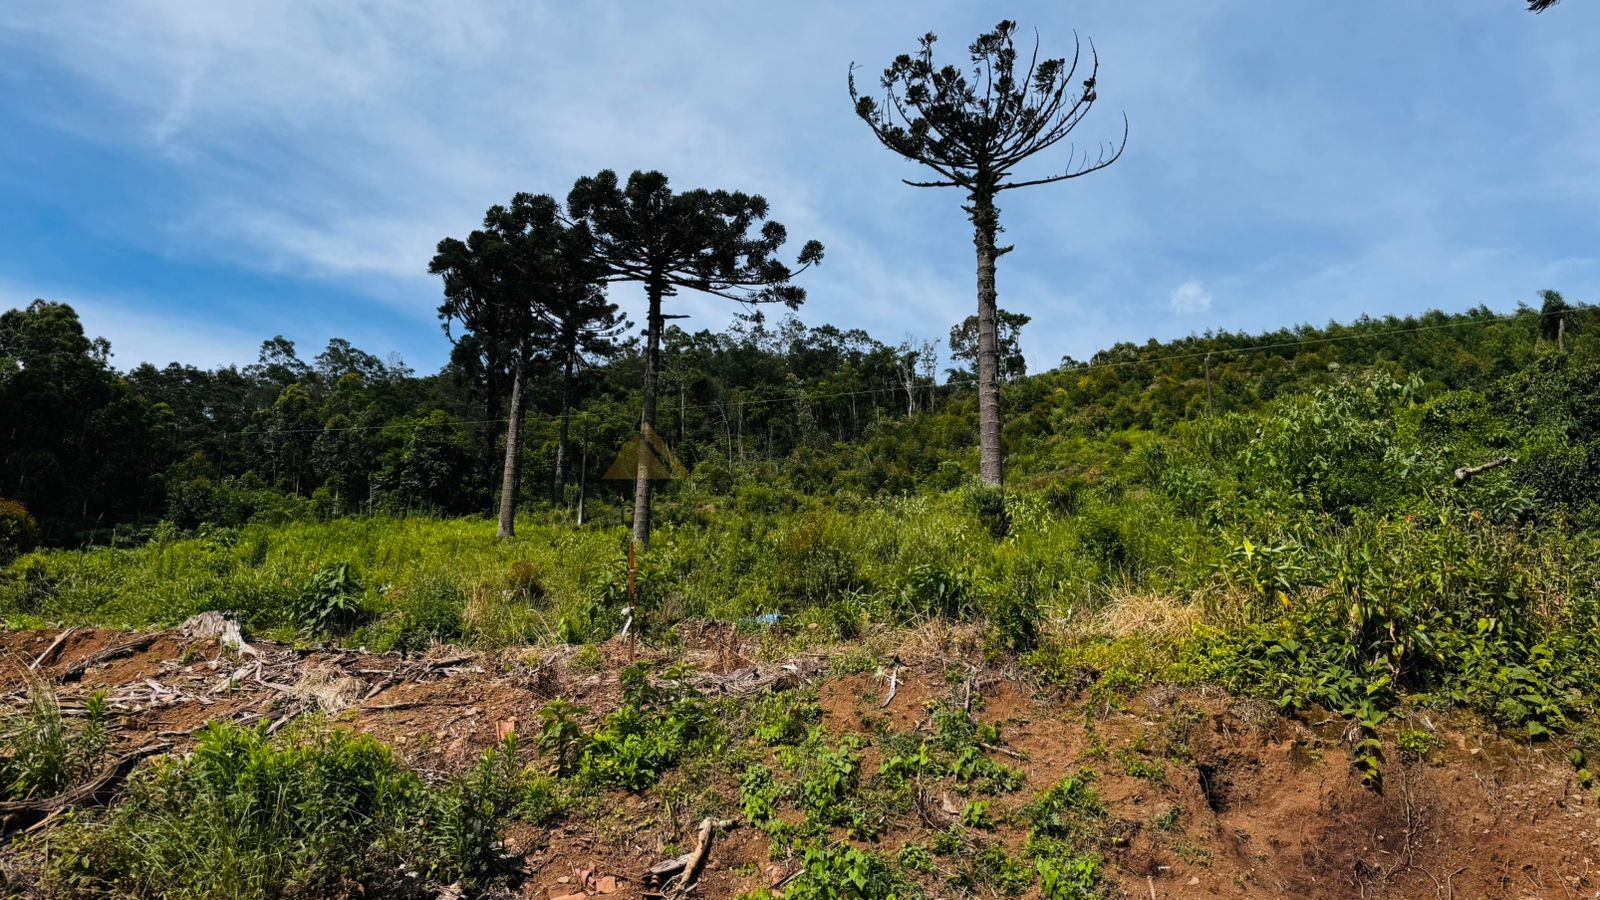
xmin=2 ymin=1 xmax=1597 ymax=374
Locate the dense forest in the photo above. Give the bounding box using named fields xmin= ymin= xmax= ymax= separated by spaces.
xmin=3 ymin=290 xmax=1589 ymax=554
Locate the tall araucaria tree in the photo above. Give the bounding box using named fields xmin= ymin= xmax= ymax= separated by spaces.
xmin=851 ymin=20 xmax=1126 ymax=488
xmin=431 ymin=192 xmax=596 ymax=539
xmin=567 ymin=169 xmax=823 ymax=551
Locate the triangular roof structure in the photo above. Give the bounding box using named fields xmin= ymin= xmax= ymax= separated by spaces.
xmin=602 ymin=422 xmax=686 ymax=480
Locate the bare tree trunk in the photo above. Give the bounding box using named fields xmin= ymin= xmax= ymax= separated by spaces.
xmin=971 ymin=189 xmax=1004 ymax=487
xmin=554 ymin=350 xmax=574 ymax=504
xmin=577 ymin=415 xmax=588 ymax=526
xmin=632 ymin=284 xmax=663 ymax=551
xmin=1204 ymin=351 xmax=1214 ymax=417
xmin=497 ymin=354 xmax=526 ymax=539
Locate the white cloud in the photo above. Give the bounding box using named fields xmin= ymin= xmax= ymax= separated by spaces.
xmin=1168 ymin=281 xmax=1212 ymax=315
xmin=0 ymin=279 xmax=263 ymax=369
xmin=4 ymin=0 xmax=1600 ymax=372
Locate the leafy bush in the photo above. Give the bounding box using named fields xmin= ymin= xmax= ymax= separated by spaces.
xmin=367 ymin=576 xmax=465 ymax=653
xmin=47 ymin=723 xmax=527 ymax=898
xmin=536 ymin=663 xmax=718 ymax=791
xmin=291 ymin=562 xmax=364 ymax=635
xmin=1026 ymin=770 xmax=1106 ymax=844
xmin=0 ymin=496 xmax=40 ymax=564
xmin=782 ymin=845 xmax=910 ymax=900
xmin=965 ymin=483 xmax=1011 ymax=538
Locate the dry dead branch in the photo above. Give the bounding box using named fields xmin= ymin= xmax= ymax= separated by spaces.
xmin=1453 ymin=456 xmax=1517 ymax=487
xmin=645 ymin=817 xmax=736 ymax=897
xmin=29 ymin=626 xmax=78 ymax=671
xmin=689 ymin=658 xmax=823 ymax=697
xmin=59 ymin=635 xmax=159 ymax=682
xmin=0 ymin=743 xmax=169 ymax=836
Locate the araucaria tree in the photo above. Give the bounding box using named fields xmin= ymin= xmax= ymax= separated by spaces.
xmin=431 ymin=193 xmax=595 ymax=539
xmin=851 ymin=20 xmax=1126 ymax=487
xmin=567 ymin=170 xmax=823 ymax=550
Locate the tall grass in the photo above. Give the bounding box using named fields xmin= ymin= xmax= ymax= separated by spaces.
xmin=1 ymin=679 xmax=110 ymax=801
xmin=0 ymin=492 xmax=1200 ymax=651
xmin=44 ymin=722 xmax=537 ymax=899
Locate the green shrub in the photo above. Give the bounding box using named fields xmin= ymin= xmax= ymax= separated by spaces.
xmin=0 ymin=496 xmax=40 ymax=564
xmin=1 ymin=681 xmax=108 ymax=800
xmin=367 ymin=576 xmax=464 ymax=653
xmin=47 ymin=723 xmax=524 ymax=898
xmin=783 ymin=846 xmax=911 ymax=900
xmin=981 ymin=588 xmax=1040 ymax=653
xmin=292 ymin=562 xmax=364 ymax=635
xmin=966 ymin=484 xmax=1011 ymax=539
xmin=1034 ymin=852 xmax=1104 ymax=900
xmin=537 ymin=664 xmax=719 ymax=792
xmin=1026 ymin=770 xmax=1106 ymax=844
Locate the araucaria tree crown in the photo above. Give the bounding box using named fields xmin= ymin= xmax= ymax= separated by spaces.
xmin=567 ymin=169 xmax=822 ymax=550
xmin=851 ymin=20 xmax=1125 ymax=489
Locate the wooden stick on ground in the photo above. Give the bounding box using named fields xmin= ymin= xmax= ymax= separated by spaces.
xmin=881 ymin=663 xmax=900 ymax=709
xmin=29 ymin=626 xmax=78 ymax=671
xmin=0 ymin=743 xmax=170 ymax=836
xmin=646 ymin=817 xmax=736 ymax=897
xmin=59 ymin=635 xmax=159 ymax=683
xmin=671 ymin=817 xmax=735 ymax=897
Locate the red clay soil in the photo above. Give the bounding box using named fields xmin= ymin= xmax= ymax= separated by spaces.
xmin=2 ymin=624 xmax=1598 ymax=899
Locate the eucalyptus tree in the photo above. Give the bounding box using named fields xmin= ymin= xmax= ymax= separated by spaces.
xmin=949 ymin=309 xmax=1030 ymax=385
xmin=567 ymin=169 xmax=823 ymax=550
xmin=431 ymin=192 xmax=593 ymax=538
xmin=1539 ymin=289 xmax=1578 ymax=349
xmin=852 ymin=20 xmax=1126 ymax=487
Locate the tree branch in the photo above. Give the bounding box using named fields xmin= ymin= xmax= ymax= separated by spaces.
xmin=1453 ymin=457 xmax=1517 ymax=487
xmin=997 ymin=112 xmax=1127 ymax=191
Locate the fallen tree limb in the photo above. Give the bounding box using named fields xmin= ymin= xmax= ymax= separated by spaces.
xmin=978 ymin=741 xmax=1026 ymax=760
xmin=673 ymin=817 xmax=731 ymax=896
xmin=690 ymin=657 xmax=823 ymax=698
xmin=361 ymin=696 xmax=478 ymax=712
xmin=1453 ymin=456 xmax=1517 ymax=487
xmin=881 ymin=663 xmax=900 ymax=709
xmin=0 ymin=743 xmax=169 ymax=836
xmin=59 ymin=635 xmax=159 ymax=683
xmin=30 ymin=626 xmax=78 ymax=671
xmin=646 ymin=817 xmax=736 ymax=897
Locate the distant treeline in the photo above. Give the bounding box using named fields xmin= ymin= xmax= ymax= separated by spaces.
xmin=0 ymin=301 xmax=936 ymax=545
xmin=0 ymin=291 xmax=1588 ymax=548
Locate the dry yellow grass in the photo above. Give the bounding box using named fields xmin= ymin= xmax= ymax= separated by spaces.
xmin=1096 ymin=590 xmax=1203 ymax=641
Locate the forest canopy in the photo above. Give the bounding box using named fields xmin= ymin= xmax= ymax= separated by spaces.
xmin=2 ymin=292 xmax=1591 ymax=553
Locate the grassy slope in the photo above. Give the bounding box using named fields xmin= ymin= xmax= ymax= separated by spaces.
xmin=4 ymin=309 xmax=1600 ymax=896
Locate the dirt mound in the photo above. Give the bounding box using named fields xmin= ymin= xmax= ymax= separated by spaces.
xmin=2 ymin=624 xmax=1597 ymax=898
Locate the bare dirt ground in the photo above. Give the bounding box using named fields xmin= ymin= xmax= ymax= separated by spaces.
xmin=2 ymin=621 xmax=1598 ymax=899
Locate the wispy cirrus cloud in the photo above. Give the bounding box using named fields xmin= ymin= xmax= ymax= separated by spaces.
xmin=1169 ymin=281 xmax=1212 ymax=315
xmin=1 ymin=0 xmax=1597 ymax=372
